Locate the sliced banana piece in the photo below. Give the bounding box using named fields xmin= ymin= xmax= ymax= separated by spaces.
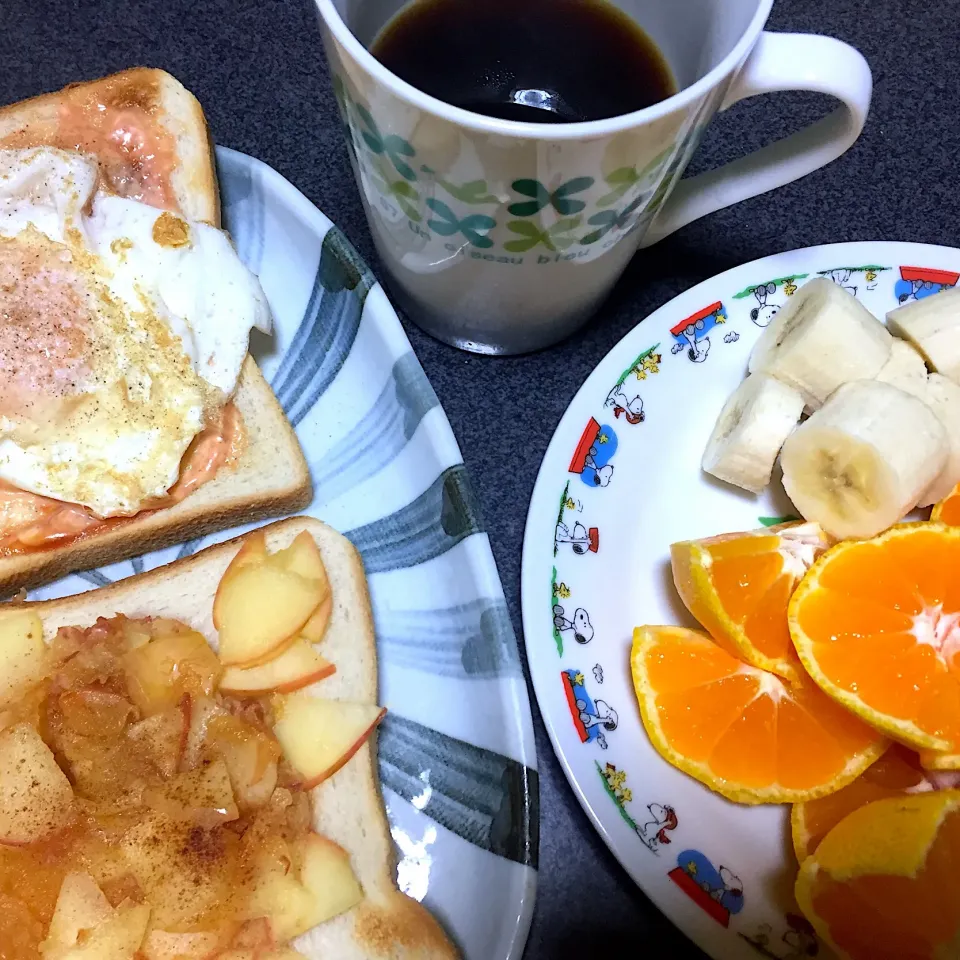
xmin=897 ymin=373 xmax=960 ymax=505
xmin=780 ymin=379 xmax=947 ymax=539
xmin=875 ymin=338 xmax=928 ymax=391
xmin=749 ymin=277 xmax=892 ymax=408
xmin=701 ymin=374 xmax=805 ymax=493
xmin=887 ymin=287 xmax=960 ymax=384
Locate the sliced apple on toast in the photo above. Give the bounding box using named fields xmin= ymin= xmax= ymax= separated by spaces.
xmin=276 ymin=532 xmax=333 ymax=644
xmin=214 ymin=565 xmax=324 ymax=667
xmin=219 ymin=637 xmax=335 ymax=696
xmin=125 ymin=698 xmax=191 ymax=779
xmin=248 ymin=831 xmax=363 ymax=941
xmin=140 ymin=930 xmax=221 ymax=960
xmin=0 ymin=723 xmax=74 ymax=844
xmin=271 ymin=531 xmax=327 ymax=581
xmin=214 ymin=531 xmax=334 ymax=667
xmin=300 ymin=831 xmax=365 ymax=921
xmin=123 ymin=630 xmax=221 ymax=714
xmin=271 ymin=692 xmax=385 ymax=789
xmin=204 ymin=713 xmax=281 ymax=813
xmin=41 ymin=871 xmax=150 ymax=960
xmin=56 ymin=901 xmax=150 ymax=959
xmin=43 ymin=872 xmax=113 ymax=950
xmin=145 ymin=757 xmax=239 ymax=826
xmin=221 ymin=529 xmax=269 ymax=579
xmin=0 ymin=610 xmax=48 ymax=707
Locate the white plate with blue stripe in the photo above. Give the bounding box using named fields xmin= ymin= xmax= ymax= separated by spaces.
xmin=29 ymin=146 xmax=539 ymax=960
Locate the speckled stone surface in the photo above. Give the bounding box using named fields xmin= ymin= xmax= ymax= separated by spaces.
xmin=3 ymin=0 xmax=957 ymax=955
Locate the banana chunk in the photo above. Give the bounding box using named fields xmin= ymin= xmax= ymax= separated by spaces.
xmin=749 ymin=277 xmax=892 ymax=408
xmin=887 ymin=287 xmax=960 ymax=384
xmin=897 ymin=373 xmax=960 ymax=506
xmin=875 ymin=338 xmax=928 ymax=391
xmin=701 ymin=374 xmax=805 ymax=493
xmin=780 ymin=379 xmax=947 ymax=539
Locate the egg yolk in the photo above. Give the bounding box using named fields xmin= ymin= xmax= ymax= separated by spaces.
xmin=0 ymin=234 xmax=94 ymax=425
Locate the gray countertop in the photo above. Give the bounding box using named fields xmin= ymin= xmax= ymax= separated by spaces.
xmin=4 ymin=0 xmax=958 ymax=956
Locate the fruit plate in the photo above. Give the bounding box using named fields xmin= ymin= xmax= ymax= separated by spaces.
xmin=520 ymin=242 xmax=960 ymax=960
xmin=28 ymin=147 xmax=538 ymax=960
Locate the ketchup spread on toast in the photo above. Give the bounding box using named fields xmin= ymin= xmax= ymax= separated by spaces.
xmin=0 ymin=404 xmax=244 ymax=555
xmin=1 ymin=72 xmax=179 ymax=211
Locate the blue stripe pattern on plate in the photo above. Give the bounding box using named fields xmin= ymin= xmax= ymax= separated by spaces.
xmin=311 ymin=352 xmax=440 ymax=501
xmin=345 ymin=464 xmax=483 ymax=573
xmin=377 ymin=598 xmax=521 ymax=678
xmin=271 ymin=228 xmax=374 ymax=427
xmin=380 ymin=713 xmax=539 ymax=868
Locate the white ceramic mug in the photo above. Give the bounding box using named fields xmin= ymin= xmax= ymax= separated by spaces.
xmin=314 ymin=0 xmax=871 ymax=354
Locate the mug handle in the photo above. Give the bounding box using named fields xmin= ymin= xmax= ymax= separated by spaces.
xmin=640 ymin=32 xmax=872 ymax=247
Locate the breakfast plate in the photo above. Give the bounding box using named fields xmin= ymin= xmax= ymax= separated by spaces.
xmin=520 ymin=241 xmax=960 ymax=960
xmin=28 ymin=147 xmax=538 ymax=960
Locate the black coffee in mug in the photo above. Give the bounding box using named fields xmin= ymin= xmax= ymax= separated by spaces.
xmin=369 ymin=0 xmax=677 ymax=123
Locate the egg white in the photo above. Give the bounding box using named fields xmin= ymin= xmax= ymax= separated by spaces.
xmin=0 ymin=148 xmax=270 ymax=518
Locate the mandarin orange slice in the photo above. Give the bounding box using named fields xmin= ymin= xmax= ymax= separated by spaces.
xmin=631 ymin=626 xmax=886 ymax=804
xmin=671 ymin=522 xmax=832 ymax=683
xmin=790 ymin=523 xmax=960 ymax=753
xmin=920 ymin=747 xmax=960 ymax=770
xmin=932 ymin=482 xmax=960 ymax=526
xmin=791 ymin=744 xmax=940 ymax=861
xmin=795 ymin=791 xmax=960 ymax=960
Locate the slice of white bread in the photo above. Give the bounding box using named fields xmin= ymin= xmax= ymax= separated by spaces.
xmin=0 ymin=70 xmax=311 ymax=596
xmin=0 ymin=67 xmax=219 ymax=224
xmin=14 ymin=516 xmax=459 ymax=959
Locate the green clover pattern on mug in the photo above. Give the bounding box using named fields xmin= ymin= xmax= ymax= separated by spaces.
xmin=507 ymin=177 xmax=595 ymax=217
xmin=354 ymin=103 xmax=418 ymax=181
xmin=581 ymin=193 xmax=648 ymax=244
xmin=504 ymin=217 xmax=582 ymax=252
xmin=426 ymin=199 xmax=497 ymax=248
xmin=366 ymin=159 xmax=422 ymax=221
xmin=595 ymin=146 xmax=672 ymax=207
xmin=333 ymin=75 xmax=691 ymax=254
xmin=421 ymin=166 xmax=500 ymax=205
xmin=595 ymin=167 xmax=642 ymax=208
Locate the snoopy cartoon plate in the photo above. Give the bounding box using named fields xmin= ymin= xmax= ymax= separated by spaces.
xmin=520 ymin=241 xmax=960 ymax=960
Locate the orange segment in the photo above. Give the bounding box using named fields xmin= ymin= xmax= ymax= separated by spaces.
xmin=671 ymin=522 xmax=832 ymax=682
xmin=795 ymin=791 xmax=960 ymax=960
xmin=791 ymin=745 xmax=934 ymax=861
xmin=917 ymin=742 xmax=960 ymax=778
xmin=790 ymin=524 xmax=960 ymax=753
xmin=920 ymin=748 xmax=960 ymax=771
xmin=631 ymin=625 xmax=887 ymax=804
xmin=932 ymin=482 xmax=960 ymax=526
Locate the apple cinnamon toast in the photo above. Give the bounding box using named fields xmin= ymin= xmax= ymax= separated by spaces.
xmin=10 ymin=517 xmax=459 ymax=959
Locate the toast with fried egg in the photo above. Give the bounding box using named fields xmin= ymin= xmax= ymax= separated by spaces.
xmin=0 ymin=70 xmax=311 ymax=596
xmin=16 ymin=517 xmax=459 ymax=960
